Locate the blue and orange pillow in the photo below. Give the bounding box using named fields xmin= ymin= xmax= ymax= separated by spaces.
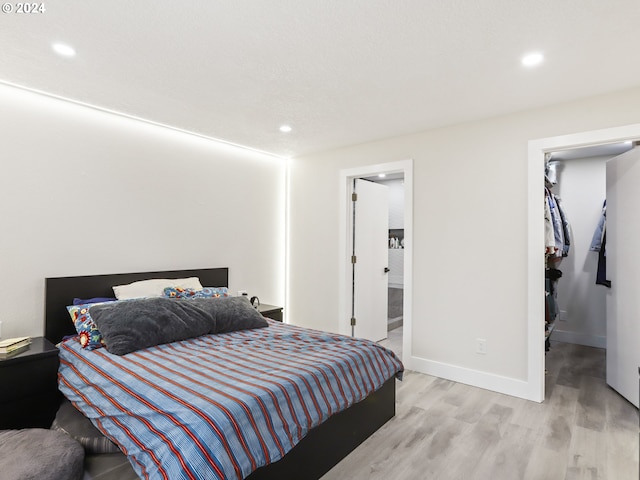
xmin=163 ymin=287 xmax=229 ymax=299
xmin=67 ymin=302 xmax=112 ymax=350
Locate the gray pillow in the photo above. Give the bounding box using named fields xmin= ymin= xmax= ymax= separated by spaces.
xmin=90 ymin=296 xmax=267 ymax=355
xmin=51 ymin=399 xmax=120 ymax=454
xmin=0 ymin=428 xmax=84 ymax=480
xmin=90 ymin=297 xmax=216 ymax=355
xmin=192 ymin=296 xmax=269 ymax=334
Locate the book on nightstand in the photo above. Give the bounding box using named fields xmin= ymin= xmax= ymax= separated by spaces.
xmin=0 ymin=343 xmax=31 ymax=358
xmin=0 ymin=336 xmax=31 ymax=356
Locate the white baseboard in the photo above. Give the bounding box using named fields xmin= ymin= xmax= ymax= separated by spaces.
xmin=410 ymin=356 xmax=537 ymax=402
xmin=551 ymin=329 xmax=606 ymax=349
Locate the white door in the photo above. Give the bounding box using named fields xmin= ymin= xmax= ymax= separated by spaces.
xmin=606 ymin=147 xmax=640 ymax=408
xmin=352 ymin=179 xmax=389 ymax=342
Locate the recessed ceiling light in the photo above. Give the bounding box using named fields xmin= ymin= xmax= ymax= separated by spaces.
xmin=52 ymin=43 xmax=76 ymax=57
xmin=522 ymin=52 xmax=544 ymax=67
xmin=279 ymin=125 xmax=292 ymax=133
xmin=378 ymin=173 xmax=386 ymax=178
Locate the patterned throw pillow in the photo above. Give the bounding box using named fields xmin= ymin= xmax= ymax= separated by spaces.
xmin=67 ymin=303 xmax=108 ymax=349
xmin=163 ymin=287 xmax=229 ymax=299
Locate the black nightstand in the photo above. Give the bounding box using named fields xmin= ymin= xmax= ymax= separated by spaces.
xmin=0 ymin=337 xmax=61 ymax=429
xmin=258 ymin=304 xmax=283 ymax=322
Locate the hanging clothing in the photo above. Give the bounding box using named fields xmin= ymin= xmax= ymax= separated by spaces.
xmin=543 ymin=166 xmax=572 ymax=350
xmin=544 ymin=191 xmax=556 ymax=254
xmin=545 ymin=268 xmax=563 ymax=319
xmin=590 ymin=200 xmax=610 ymax=287
xmin=555 ymin=195 xmax=571 ymax=257
xmin=590 ymin=200 xmax=606 ymax=252
xmin=545 ymin=188 xmax=567 ymax=259
xmin=596 ymin=230 xmax=611 ymax=288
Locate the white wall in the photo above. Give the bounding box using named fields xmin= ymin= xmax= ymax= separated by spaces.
xmin=288 ymin=86 xmax=640 ymax=397
xmin=552 ymin=156 xmax=609 ymax=348
xmin=0 ymin=84 xmax=285 ymax=339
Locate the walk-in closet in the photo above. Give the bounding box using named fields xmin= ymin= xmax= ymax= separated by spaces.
xmin=544 ymin=141 xmax=639 ymax=407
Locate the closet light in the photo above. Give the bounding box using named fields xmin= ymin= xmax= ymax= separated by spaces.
xmin=279 ymin=125 xmax=292 ymax=133
xmin=52 ymin=43 xmax=76 ymax=57
xmin=522 ymin=52 xmax=544 ymax=67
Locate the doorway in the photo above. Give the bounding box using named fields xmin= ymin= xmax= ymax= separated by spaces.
xmin=544 ymin=144 xmax=631 ymax=350
xmin=360 ymin=173 xmax=405 ymax=356
xmin=528 ymin=123 xmax=640 ymax=403
xmin=338 ymin=159 xmax=413 ymax=368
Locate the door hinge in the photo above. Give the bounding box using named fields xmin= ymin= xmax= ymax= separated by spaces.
xmin=351 ymin=255 xmax=357 ymax=264
xmin=352 ymin=193 xmax=357 ymax=201
xmin=350 ymin=317 xmax=356 ymax=326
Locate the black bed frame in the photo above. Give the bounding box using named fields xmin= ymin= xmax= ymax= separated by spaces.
xmin=45 ymin=267 xmax=396 ymax=480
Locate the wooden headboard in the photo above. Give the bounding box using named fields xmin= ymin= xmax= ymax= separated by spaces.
xmin=44 ymin=267 xmax=229 ymax=344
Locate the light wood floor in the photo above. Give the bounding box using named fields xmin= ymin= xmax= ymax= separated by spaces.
xmin=322 ymin=339 xmax=639 ymax=480
xmin=84 ymin=335 xmax=638 ymax=480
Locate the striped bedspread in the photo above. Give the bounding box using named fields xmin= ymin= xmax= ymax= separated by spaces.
xmin=58 ymin=319 xmax=403 ymax=480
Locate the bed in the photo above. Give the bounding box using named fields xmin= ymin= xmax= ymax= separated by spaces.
xmin=45 ymin=267 xmax=403 ymax=480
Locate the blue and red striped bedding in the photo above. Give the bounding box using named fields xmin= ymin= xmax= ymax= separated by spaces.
xmin=58 ymin=319 xmax=403 ymax=480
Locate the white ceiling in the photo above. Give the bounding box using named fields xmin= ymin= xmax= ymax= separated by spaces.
xmin=2 ymin=1 xmax=640 ymax=158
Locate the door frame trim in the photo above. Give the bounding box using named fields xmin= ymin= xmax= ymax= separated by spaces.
xmin=338 ymin=159 xmax=413 ymax=368
xmin=527 ymin=123 xmax=640 ymax=402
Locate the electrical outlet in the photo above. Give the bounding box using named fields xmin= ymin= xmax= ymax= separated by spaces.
xmin=476 ymin=338 xmax=487 ymax=355
xmin=559 ymin=310 xmax=568 ymax=322
xmin=237 ymin=290 xmax=248 ymax=297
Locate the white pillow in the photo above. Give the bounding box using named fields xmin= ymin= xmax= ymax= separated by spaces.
xmin=112 ymin=277 xmax=203 ymax=300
